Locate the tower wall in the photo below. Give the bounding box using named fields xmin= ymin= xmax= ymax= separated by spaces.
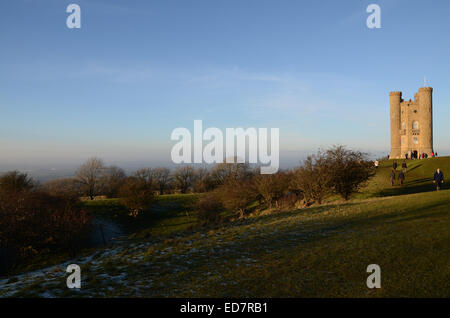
xmin=389 ymin=91 xmax=402 ymax=158
xmin=418 ymin=87 xmax=433 ymax=155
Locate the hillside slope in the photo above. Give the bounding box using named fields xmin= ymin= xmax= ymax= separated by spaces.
xmin=1 ymin=187 xmax=449 ymax=297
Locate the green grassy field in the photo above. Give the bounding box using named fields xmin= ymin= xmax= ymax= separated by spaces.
xmin=83 ymin=194 xmax=198 ymax=238
xmin=0 ymin=157 xmax=449 ymax=297
xmin=360 ymin=156 xmax=449 ymax=198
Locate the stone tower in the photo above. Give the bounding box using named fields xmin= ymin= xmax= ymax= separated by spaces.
xmin=389 ymin=87 xmax=433 ymax=159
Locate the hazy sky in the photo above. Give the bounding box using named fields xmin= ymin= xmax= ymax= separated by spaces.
xmin=1 ymin=0 xmax=450 ymax=169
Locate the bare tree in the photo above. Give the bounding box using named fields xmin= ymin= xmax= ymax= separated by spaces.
xmin=0 ymin=170 xmax=34 ymax=193
xmin=133 ymin=168 xmax=155 ymax=190
xmin=254 ymin=172 xmax=291 ymax=208
xmin=210 ymin=162 xmax=252 ymax=187
xmin=193 ymin=167 xmax=215 ymax=193
xmin=172 ymin=166 xmax=195 ymax=193
xmin=325 ymin=145 xmax=375 ymax=200
xmin=102 ymin=166 xmax=127 ymax=198
xmin=216 ymin=178 xmax=257 ymax=218
xmin=153 ymin=167 xmax=171 ymax=195
xmin=75 ymin=157 xmax=105 ymax=200
xmin=291 ymin=153 xmax=331 ymax=205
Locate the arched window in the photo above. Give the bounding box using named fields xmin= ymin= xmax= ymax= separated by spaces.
xmin=413 ymin=137 xmax=419 ymax=144
xmin=412 ymin=121 xmax=419 ymax=129
xmin=402 ymin=122 xmax=406 ymax=129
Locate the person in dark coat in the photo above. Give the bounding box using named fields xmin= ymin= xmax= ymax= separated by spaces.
xmin=393 ymin=161 xmax=398 ymax=170
xmin=433 ymin=168 xmax=444 ymax=190
xmin=398 ymin=171 xmax=405 ymax=186
xmin=390 ymin=170 xmax=396 ymax=186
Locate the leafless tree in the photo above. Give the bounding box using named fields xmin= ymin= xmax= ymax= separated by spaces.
xmin=291 ymin=153 xmax=331 ymax=205
xmin=153 ymin=167 xmax=171 ymax=195
xmin=102 ymin=166 xmax=127 ymax=198
xmin=0 ymin=170 xmax=34 ymax=193
xmin=133 ymin=168 xmax=155 ymax=190
xmin=254 ymin=172 xmax=291 ymax=208
xmin=75 ymin=157 xmax=105 ymax=200
xmin=325 ymin=145 xmax=375 ymax=200
xmin=172 ymin=166 xmax=195 ymax=193
xmin=216 ymin=178 xmax=257 ymax=218
xmin=210 ymin=162 xmax=252 ymax=187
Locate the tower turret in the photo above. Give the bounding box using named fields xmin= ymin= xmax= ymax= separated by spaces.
xmin=418 ymin=87 xmax=433 ymax=155
xmin=389 ymin=91 xmax=402 ymax=158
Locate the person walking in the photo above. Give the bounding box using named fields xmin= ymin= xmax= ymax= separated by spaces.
xmin=390 ymin=169 xmax=396 ymax=186
xmin=374 ymin=160 xmax=379 ymax=169
xmin=393 ymin=161 xmax=398 ymax=171
xmin=398 ymin=171 xmax=405 ymax=186
xmin=402 ymin=161 xmax=407 ymax=173
xmin=433 ymin=168 xmax=444 ymax=191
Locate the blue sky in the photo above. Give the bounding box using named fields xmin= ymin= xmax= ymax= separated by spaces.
xmin=1 ymin=0 xmax=450 ymax=169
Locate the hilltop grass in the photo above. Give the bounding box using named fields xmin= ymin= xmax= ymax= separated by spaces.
xmin=358 ymin=156 xmax=449 ymax=199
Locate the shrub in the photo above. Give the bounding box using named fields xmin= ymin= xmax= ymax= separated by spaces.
xmin=118 ymin=177 xmax=154 ymax=217
xmin=325 ymin=146 xmax=375 ymax=200
xmin=0 ymin=170 xmax=34 ymax=193
xmin=254 ymin=172 xmax=291 ymax=209
xmin=216 ymin=178 xmax=257 ymax=218
xmin=291 ymin=153 xmax=332 ymax=205
xmin=0 ymin=190 xmax=91 ymax=274
xmin=42 ymin=177 xmax=83 ymax=199
xmin=195 ymin=193 xmax=224 ymax=225
xmin=102 ymin=166 xmax=127 ymax=198
xmin=276 ymin=192 xmax=300 ymax=211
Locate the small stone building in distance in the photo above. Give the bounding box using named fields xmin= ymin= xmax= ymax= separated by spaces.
xmin=389 ymin=87 xmax=433 ymax=159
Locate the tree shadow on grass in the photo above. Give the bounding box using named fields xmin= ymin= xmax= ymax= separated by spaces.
xmin=405 ymin=163 xmax=423 ymax=173
xmin=228 ymin=196 xmax=450 ymax=258
xmin=374 ymin=179 xmax=440 ymax=197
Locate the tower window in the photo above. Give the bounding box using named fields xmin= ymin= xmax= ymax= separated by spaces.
xmin=413 ymin=137 xmax=419 ymax=144
xmin=412 ymin=121 xmax=419 ymax=129
xmin=402 ymin=122 xmax=406 ymax=129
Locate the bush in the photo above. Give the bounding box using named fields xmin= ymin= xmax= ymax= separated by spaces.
xmin=0 ymin=170 xmax=34 ymax=193
xmin=325 ymin=146 xmax=375 ymax=200
xmin=118 ymin=177 xmax=154 ymax=217
xmin=254 ymin=172 xmax=291 ymax=209
xmin=216 ymin=178 xmax=257 ymax=218
xmin=195 ymin=193 xmax=224 ymax=225
xmin=276 ymin=192 xmax=300 ymax=211
xmin=0 ymin=190 xmax=91 ymax=274
xmin=42 ymin=177 xmax=83 ymax=199
xmin=291 ymin=153 xmax=332 ymax=205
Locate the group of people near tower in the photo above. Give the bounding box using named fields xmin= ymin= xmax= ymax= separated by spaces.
xmin=405 ymin=151 xmax=437 ymax=160
xmin=390 ymin=161 xmax=444 ymax=190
